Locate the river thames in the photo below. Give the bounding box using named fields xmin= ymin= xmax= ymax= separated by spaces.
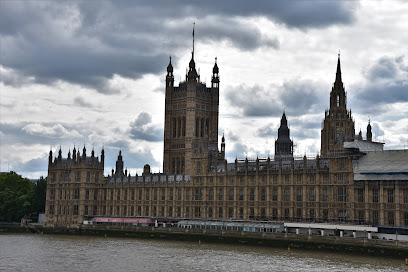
xmin=0 ymin=234 xmax=405 ymax=272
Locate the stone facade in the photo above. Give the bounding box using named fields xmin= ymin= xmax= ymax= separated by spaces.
xmin=44 ymin=46 xmax=408 ymax=228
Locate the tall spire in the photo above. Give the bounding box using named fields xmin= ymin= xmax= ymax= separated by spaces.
xmin=335 ymin=51 xmax=342 ymax=84
xmin=192 ymin=22 xmax=195 ymax=59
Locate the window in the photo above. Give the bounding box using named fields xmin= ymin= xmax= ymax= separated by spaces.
xmin=239 ymin=208 xmax=244 ymax=219
xmin=260 ymin=208 xmax=266 ymax=218
xmin=338 ymin=187 xmax=346 ymax=202
xmin=169 ymin=188 xmax=173 ymax=201
xmin=372 ymin=189 xmax=378 ymax=203
xmin=296 ymin=208 xmax=302 ymax=220
xmin=358 ymin=210 xmax=365 ymax=225
xmin=95 ymin=173 xmax=99 ymax=183
xmin=208 ymin=207 xmax=213 ymax=218
xmin=138 ymin=189 xmax=142 ymax=201
xmin=145 ymin=189 xmax=150 ymax=201
xmin=74 ymin=189 xmax=80 ymax=200
xmin=261 ymin=188 xmax=266 ymax=201
xmin=323 ymin=209 xmax=328 ymax=221
xmin=131 ymin=190 xmax=135 ymax=201
xmin=84 ymin=206 xmax=88 ymax=216
xmin=218 ymin=207 xmax=223 ymax=218
xmin=284 ymin=208 xmax=289 ymax=220
xmin=249 ymin=208 xmax=255 ymax=219
xmin=86 ymin=172 xmax=90 ymax=183
xmin=94 ymin=189 xmax=98 ymax=201
xmin=404 ymin=190 xmax=408 ymax=204
xmin=93 ymin=206 xmax=97 ymax=216
xmin=228 ymin=207 xmax=233 ymax=218
xmin=373 ymin=210 xmax=379 ymax=225
xmin=195 ymin=188 xmax=201 ymax=200
xmin=162 ymin=189 xmax=166 ymax=201
xmin=218 ymin=189 xmax=224 ymax=201
xmin=154 ymin=189 xmax=157 ymax=201
xmin=296 ymin=188 xmax=302 ymax=202
xmin=117 ymin=190 xmax=121 ymax=201
xmin=309 ymin=209 xmax=315 ymax=221
xmin=85 ymin=189 xmax=89 ymax=200
xmin=323 ymin=187 xmax=328 ymax=202
xmin=357 ymin=188 xmax=364 ymax=203
xmin=208 ymin=189 xmax=214 ymax=200
xmin=338 ymin=158 xmax=345 ymax=169
xmin=228 ymin=189 xmax=234 ymax=201
xmin=239 ymin=189 xmax=244 ymax=201
xmin=272 ymin=188 xmax=278 ymax=201
xmin=178 ymin=188 xmax=182 ymax=200
xmin=272 ymin=208 xmax=278 ymax=220
xmin=73 ymin=205 xmax=78 ymax=216
xmin=186 ymin=189 xmax=190 ymax=200
xmin=388 ymin=189 xmax=394 ymax=203
xmin=309 ymin=188 xmax=315 ymax=202
xmin=124 ymin=189 xmax=127 ymax=201
xmin=388 ymin=211 xmax=395 ymax=226
xmin=249 ymin=189 xmax=255 ymax=201
xmin=284 ymin=188 xmax=290 ymax=202
xmin=338 ymin=210 xmax=346 ymax=222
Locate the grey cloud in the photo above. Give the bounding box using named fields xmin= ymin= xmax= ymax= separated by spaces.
xmin=129 ymin=112 xmax=163 ymax=142
xmin=353 ymin=55 xmax=408 ymax=112
xmin=225 ymin=79 xmax=325 ymax=117
xmin=256 ymin=123 xmax=277 ymax=138
xmin=74 ymin=96 xmax=93 ymax=108
xmin=366 ymin=56 xmax=399 ymax=80
xmin=0 ymin=0 xmax=356 ymax=91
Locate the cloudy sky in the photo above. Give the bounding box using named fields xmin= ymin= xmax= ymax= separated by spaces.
xmin=1 ymin=0 xmax=407 ymax=178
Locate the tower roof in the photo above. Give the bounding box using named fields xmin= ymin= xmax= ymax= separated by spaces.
xmin=335 ymin=53 xmax=342 ymax=85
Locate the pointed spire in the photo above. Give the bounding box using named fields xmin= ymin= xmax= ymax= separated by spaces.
xmin=335 ymin=51 xmax=342 ymax=84
xmin=192 ymin=22 xmax=195 ymax=59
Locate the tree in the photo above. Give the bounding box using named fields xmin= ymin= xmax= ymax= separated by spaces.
xmin=33 ymin=176 xmax=47 ymax=213
xmin=0 ymin=172 xmax=35 ymax=222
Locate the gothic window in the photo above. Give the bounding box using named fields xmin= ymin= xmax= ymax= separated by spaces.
xmin=218 ymin=207 xmax=223 ymax=218
xmin=296 ymin=188 xmax=302 ymax=202
xmin=195 ymin=118 xmax=199 ymax=137
xmin=249 ymin=189 xmax=255 ymax=201
xmin=208 ymin=189 xmax=214 ymax=200
xmin=169 ymin=188 xmax=173 ymax=201
xmin=145 ymin=189 xmax=150 ymax=200
xmin=323 ymin=187 xmax=328 ymax=202
xmin=272 ymin=188 xmax=278 ymax=201
xmin=205 ymin=118 xmax=209 ymax=136
xmin=284 ymin=188 xmax=290 ymax=202
xmin=182 ymin=117 xmax=186 ymax=136
xmin=372 ymin=189 xmax=379 ymax=203
xmin=173 ymin=118 xmax=176 ymax=137
xmin=388 ymin=189 xmax=394 ymax=203
xmin=261 ymin=188 xmax=266 ymax=201
xmin=338 ymin=187 xmax=346 ymax=202
xmin=201 ymin=118 xmax=204 ymax=137
xmin=404 ymin=189 xmax=408 ymax=204
xmin=357 ymin=188 xmax=364 ymax=203
xmin=153 ymin=189 xmax=157 ymax=201
xmin=388 ymin=211 xmax=395 ymax=226
xmin=337 ymin=95 xmax=340 ymax=107
xmin=218 ymin=188 xmax=224 ymax=201
xmin=309 ymin=188 xmax=315 ymax=202
xmin=228 ymin=189 xmax=234 ymax=200
xmin=208 ymin=207 xmax=213 ymax=218
xmin=239 ymin=189 xmax=244 ymax=201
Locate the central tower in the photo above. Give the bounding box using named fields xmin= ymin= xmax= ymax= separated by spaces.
xmin=163 ymin=27 xmax=220 ymax=175
xmin=321 ymin=54 xmax=355 ymax=155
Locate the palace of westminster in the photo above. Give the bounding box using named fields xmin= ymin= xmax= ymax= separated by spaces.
xmin=44 ymin=35 xmax=408 ymax=229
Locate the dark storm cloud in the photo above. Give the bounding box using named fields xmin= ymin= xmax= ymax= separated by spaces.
xmin=129 ymin=112 xmax=163 ymax=142
xmin=352 ymin=55 xmax=408 ymax=113
xmin=0 ymin=0 xmax=357 ymax=92
xmin=225 ymin=79 xmax=325 ymax=117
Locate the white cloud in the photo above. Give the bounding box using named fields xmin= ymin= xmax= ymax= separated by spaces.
xmin=22 ymin=123 xmax=82 ymax=138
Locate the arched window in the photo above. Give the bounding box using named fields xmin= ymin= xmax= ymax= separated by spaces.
xmin=173 ymin=118 xmax=176 ymax=138
xmin=178 ymin=118 xmax=181 ymax=137
xmin=201 ymin=118 xmax=204 ymax=137
xmin=182 ymin=117 xmax=186 ymax=136
xmin=337 ymin=95 xmax=340 ymax=107
xmin=196 ymin=118 xmax=199 ymax=137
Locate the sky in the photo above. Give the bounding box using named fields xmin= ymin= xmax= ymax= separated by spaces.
xmin=0 ymin=0 xmax=407 ymax=179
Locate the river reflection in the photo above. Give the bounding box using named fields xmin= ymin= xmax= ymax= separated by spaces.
xmin=0 ymin=234 xmax=405 ymax=272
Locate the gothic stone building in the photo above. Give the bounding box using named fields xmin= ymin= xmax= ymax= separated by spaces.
xmin=45 ymin=50 xmax=408 ymax=229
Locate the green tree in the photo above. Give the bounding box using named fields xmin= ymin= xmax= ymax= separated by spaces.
xmin=33 ymin=176 xmax=47 ymax=213
xmin=0 ymin=172 xmax=35 ymax=222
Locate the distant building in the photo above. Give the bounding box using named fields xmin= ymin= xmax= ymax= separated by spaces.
xmin=45 ymin=31 xmax=408 ymax=230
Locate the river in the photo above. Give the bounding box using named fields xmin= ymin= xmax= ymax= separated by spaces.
xmin=0 ymin=234 xmax=405 ymax=271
